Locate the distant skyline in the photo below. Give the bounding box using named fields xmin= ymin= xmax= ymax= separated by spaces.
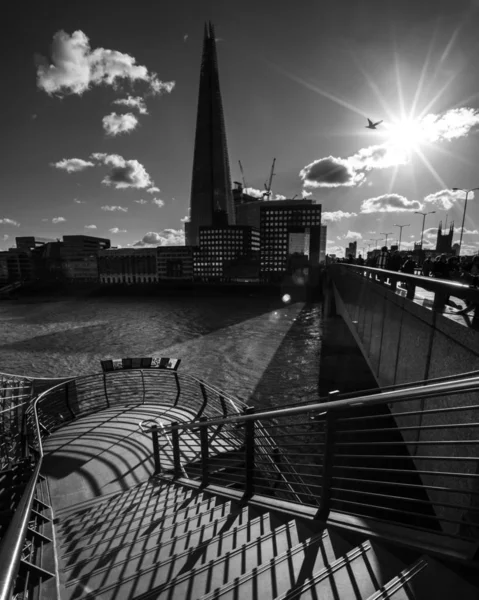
xmin=2 ymin=0 xmax=479 ymax=255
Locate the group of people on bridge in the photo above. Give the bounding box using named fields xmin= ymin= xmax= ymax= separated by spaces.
xmin=331 ymin=248 xmax=479 ymax=287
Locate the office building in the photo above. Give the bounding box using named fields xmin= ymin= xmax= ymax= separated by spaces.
xmin=188 ymin=23 xmax=235 ymax=246
xmin=61 ymin=235 xmax=110 ymax=281
xmin=345 ymin=241 xmax=357 ymax=258
xmin=157 ymin=246 xmax=194 ymax=280
xmin=193 ymin=225 xmax=259 ymax=281
xmin=320 ymin=225 xmax=327 ymax=263
xmin=98 ymin=248 xmax=157 ymax=284
xmin=259 ymin=201 xmax=322 ymax=282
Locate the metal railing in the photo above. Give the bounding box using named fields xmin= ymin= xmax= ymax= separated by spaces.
xmin=147 ymin=373 xmax=479 ymax=558
xmin=332 ymin=263 xmax=479 ymax=328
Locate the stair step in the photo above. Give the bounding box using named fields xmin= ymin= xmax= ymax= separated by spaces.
xmin=65 ymin=517 xmax=324 ymax=600
xmin=59 ymin=497 xmax=235 ymax=555
xmin=197 ymin=537 xmax=406 ymax=600
xmin=58 ymin=484 xmax=205 ymax=535
xmin=60 ymin=504 xmax=260 ymax=569
xmin=366 ymin=558 xmax=428 ymax=599
xmin=401 ymin=555 xmax=479 ymax=600
xmin=63 ymin=508 xmax=274 ymax=584
xmin=55 ymin=479 xmax=169 ymax=521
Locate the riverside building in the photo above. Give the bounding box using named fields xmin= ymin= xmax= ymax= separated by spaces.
xmin=193 ymin=225 xmax=259 ymax=282
xmin=98 ymin=248 xmax=157 ymax=284
xmin=259 ymin=200 xmax=322 ymax=283
xmin=157 ymin=246 xmax=194 ymax=281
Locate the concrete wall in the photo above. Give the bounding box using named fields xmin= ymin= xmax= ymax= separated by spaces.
xmin=328 ymin=266 xmax=479 ymax=539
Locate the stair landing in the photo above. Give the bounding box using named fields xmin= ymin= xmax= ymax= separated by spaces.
xmin=41 ymin=403 xmax=204 ymax=511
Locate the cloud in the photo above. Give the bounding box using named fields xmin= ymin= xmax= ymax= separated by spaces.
xmin=51 ymin=158 xmax=95 ymax=172
xmin=52 ymin=216 xmax=66 ymax=223
xmin=243 ymin=187 xmax=264 ymax=198
xmin=300 ymin=144 xmax=409 ymax=190
xmin=92 ymin=153 xmax=153 ymax=189
xmin=301 ymin=190 xmax=312 ymax=198
xmin=424 ymin=188 xmax=471 ymax=210
xmin=102 ymin=112 xmax=138 ymax=136
xmin=101 ymin=205 xmax=128 ymax=212
xmin=344 ymin=230 xmax=363 ymax=240
xmin=420 ymin=107 xmax=479 ymax=142
xmin=147 ymin=186 xmax=160 ymax=194
xmin=361 ymin=194 xmax=423 ymax=213
xmin=183 ymin=34 xmax=188 ymax=42
xmin=423 ymin=227 xmax=438 ymax=239
xmin=109 ymin=227 xmax=127 ymax=234
xmin=134 ymin=199 xmax=148 ymax=204
xmin=36 ymin=30 xmax=175 ymax=97
xmin=181 ymin=215 xmax=190 ymax=223
xmin=0 ymin=218 xmax=20 ymax=226
xmin=321 ymin=210 xmax=358 ymax=223
xmin=274 ymin=194 xmax=287 ymax=200
xmin=454 ymin=227 xmax=479 ymax=235
xmin=3 ymin=234 xmax=9 ymax=241
xmin=300 ymin=156 xmax=363 ymax=188
xmin=134 ymin=228 xmax=185 ymax=247
xmin=84 ymin=224 xmax=97 ymax=229
xmin=151 ymin=198 xmax=165 ymax=207
xmin=112 ymin=95 xmax=148 ymax=115
xmin=74 ymin=198 xmax=85 ymax=203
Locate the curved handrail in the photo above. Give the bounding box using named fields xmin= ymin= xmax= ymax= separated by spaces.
xmin=0 ymin=379 xmax=44 ymax=600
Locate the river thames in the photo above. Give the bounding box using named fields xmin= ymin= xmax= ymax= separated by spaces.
xmin=0 ymin=295 xmax=322 ymax=409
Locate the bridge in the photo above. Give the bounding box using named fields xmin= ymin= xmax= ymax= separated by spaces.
xmin=1 ymin=272 xmax=479 ymax=598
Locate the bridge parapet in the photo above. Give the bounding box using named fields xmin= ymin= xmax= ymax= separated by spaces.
xmin=326 ymin=264 xmax=479 ymax=535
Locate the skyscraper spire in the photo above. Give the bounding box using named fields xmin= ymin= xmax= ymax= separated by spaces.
xmin=187 ymin=23 xmax=234 ymax=246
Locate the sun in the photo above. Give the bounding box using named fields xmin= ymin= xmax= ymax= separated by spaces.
xmin=384 ymin=118 xmax=429 ymax=154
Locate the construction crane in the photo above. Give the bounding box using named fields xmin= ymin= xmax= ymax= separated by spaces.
xmin=262 ymin=158 xmax=276 ymax=200
xmin=238 ymin=161 xmax=247 ymax=189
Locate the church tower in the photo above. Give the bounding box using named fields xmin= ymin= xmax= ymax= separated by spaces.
xmin=187 ymin=23 xmax=235 ymax=246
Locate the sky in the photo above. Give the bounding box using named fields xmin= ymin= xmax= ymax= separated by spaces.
xmin=3 ymin=0 xmax=479 ymax=256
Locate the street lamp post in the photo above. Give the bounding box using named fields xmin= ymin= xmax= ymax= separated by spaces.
xmin=414 ymin=211 xmax=436 ymax=248
xmin=451 ymin=187 xmax=479 ymax=256
xmin=380 ymin=232 xmax=393 ymax=247
xmin=369 ymin=238 xmax=382 ymax=250
xmin=394 ymin=224 xmax=410 ymax=252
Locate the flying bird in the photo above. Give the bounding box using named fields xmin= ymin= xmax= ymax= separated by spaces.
xmin=366 ymin=118 xmax=383 ymax=129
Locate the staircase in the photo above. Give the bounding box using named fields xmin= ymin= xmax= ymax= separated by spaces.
xmin=53 ymin=478 xmax=479 ymax=600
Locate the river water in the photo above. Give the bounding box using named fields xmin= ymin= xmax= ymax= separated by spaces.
xmin=0 ymin=296 xmax=322 ymax=409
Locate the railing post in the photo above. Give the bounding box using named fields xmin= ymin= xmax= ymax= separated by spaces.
xmin=244 ymin=407 xmax=255 ymax=497
xmin=199 ymin=416 xmax=209 ymax=486
xmin=65 ymin=383 xmax=75 ymax=419
xmin=471 ymin=306 xmax=479 ymax=331
xmin=171 ymin=421 xmax=182 ymax=478
xmin=317 ymin=409 xmax=337 ymax=522
xmin=151 ymin=425 xmax=161 ymax=475
xmin=433 ymin=289 xmax=447 ymax=313
xmin=103 ymin=373 xmax=110 ymax=408
xmin=141 ymin=370 xmax=146 ymax=404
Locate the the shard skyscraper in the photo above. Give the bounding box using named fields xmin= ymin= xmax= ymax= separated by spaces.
xmin=187 ymin=22 xmax=235 ymax=246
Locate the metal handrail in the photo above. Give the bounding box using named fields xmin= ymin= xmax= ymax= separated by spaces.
xmin=152 ymin=373 xmax=479 ymax=433
xmin=334 ymin=263 xmax=479 ymax=303
xmin=0 ymin=379 xmax=44 ymax=600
